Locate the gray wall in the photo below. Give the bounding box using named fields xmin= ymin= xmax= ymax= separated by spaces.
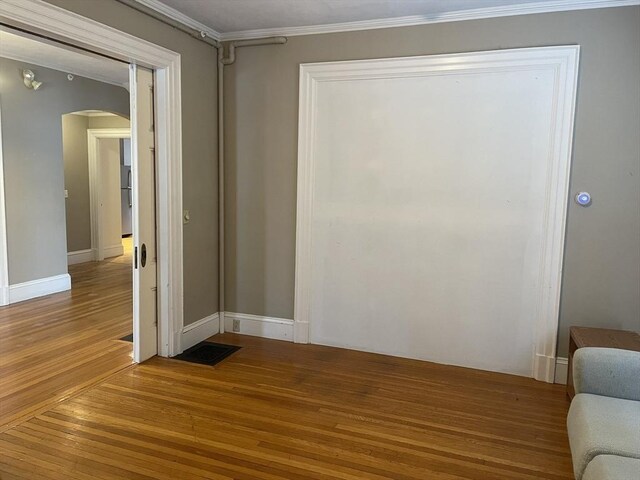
xmin=87 ymin=115 xmax=130 ymax=130
xmin=0 ymin=57 xmax=129 ymax=284
xmin=45 ymin=0 xmax=220 ymax=325
xmin=223 ymin=6 xmax=640 ymax=356
xmin=62 ymin=113 xmax=90 ymax=252
xmin=62 ymin=113 xmax=130 ymax=252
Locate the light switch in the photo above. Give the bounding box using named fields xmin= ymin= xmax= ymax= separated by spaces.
xmin=183 ymin=210 xmax=190 ymax=224
xmin=64 ymin=189 xmax=69 ymax=198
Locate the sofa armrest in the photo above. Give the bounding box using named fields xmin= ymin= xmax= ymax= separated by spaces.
xmin=573 ymin=347 xmax=640 ymax=401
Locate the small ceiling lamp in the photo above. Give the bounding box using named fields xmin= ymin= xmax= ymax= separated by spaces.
xmin=22 ymin=69 xmax=42 ymax=90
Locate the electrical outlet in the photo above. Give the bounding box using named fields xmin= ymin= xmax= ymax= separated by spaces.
xmin=232 ymin=319 xmax=240 ymax=332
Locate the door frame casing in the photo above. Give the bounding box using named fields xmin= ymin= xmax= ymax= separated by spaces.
xmin=0 ymin=0 xmax=184 ymax=357
xmin=294 ymin=46 xmax=580 ymax=383
xmin=87 ymin=128 xmax=131 ymax=262
xmin=0 ymin=99 xmax=8 ymax=306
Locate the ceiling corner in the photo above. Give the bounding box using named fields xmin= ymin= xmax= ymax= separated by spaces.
xmin=133 ymin=0 xmax=221 ymax=41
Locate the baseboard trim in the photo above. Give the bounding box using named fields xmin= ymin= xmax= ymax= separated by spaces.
xmin=67 ymin=249 xmax=95 ymax=265
xmin=533 ymin=353 xmax=557 ymax=383
xmin=9 ymin=273 xmax=71 ymax=304
xmin=103 ymin=244 xmax=124 ymax=259
xmin=224 ymin=312 xmax=294 ymax=342
xmin=0 ymin=286 xmax=8 ymax=306
xmin=181 ymin=312 xmax=220 ymax=351
xmin=554 ymin=357 xmax=569 ymax=384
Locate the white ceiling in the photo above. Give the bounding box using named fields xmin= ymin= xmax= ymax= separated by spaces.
xmin=156 ymin=0 xmax=545 ymax=32
xmin=143 ymin=0 xmax=636 ymax=39
xmin=0 ymin=28 xmax=129 ymax=87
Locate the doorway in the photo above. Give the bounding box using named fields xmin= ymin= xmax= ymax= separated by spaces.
xmin=0 ymin=0 xmax=184 ymax=359
xmin=63 ymin=113 xmax=132 ymax=265
xmin=0 ymin=25 xmax=162 ymax=423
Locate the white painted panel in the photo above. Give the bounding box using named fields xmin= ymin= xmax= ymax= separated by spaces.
xmin=301 ymin=48 xmax=578 ymax=378
xmin=97 ymin=138 xmax=124 ymax=258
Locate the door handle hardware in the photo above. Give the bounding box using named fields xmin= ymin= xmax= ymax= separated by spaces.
xmin=141 ymin=243 xmax=147 ymax=268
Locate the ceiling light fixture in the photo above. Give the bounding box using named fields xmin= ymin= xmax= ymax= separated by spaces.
xmin=22 ymin=69 xmax=42 ymax=90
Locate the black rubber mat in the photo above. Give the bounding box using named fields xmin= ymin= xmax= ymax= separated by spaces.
xmin=119 ymin=333 xmax=134 ymax=342
xmin=174 ymin=342 xmax=240 ymax=366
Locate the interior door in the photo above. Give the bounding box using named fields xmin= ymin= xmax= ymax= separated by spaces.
xmin=97 ymin=138 xmax=123 ymax=260
xmin=130 ymin=65 xmax=158 ymax=362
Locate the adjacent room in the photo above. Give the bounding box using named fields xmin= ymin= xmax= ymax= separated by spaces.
xmin=0 ymin=28 xmax=143 ymax=426
xmin=0 ymin=1 xmax=638 ymax=479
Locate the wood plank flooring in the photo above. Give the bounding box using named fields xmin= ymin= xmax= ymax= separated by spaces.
xmin=0 ymin=241 xmax=133 ymax=429
xmin=1 ymin=323 xmax=574 ymax=479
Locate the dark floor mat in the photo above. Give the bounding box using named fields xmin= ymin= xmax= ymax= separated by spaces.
xmin=119 ymin=333 xmax=133 ymax=342
xmin=174 ymin=342 xmax=240 ymax=367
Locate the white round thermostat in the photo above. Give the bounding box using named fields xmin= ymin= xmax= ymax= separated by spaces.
xmin=575 ymin=192 xmax=591 ymax=206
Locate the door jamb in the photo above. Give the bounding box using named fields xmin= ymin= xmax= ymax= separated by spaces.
xmin=87 ymin=128 xmax=131 ymax=262
xmin=0 ymin=0 xmax=184 ymax=357
xmin=0 ymin=99 xmax=9 ymax=306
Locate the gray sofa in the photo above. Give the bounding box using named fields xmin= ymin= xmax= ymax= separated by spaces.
xmin=567 ymin=347 xmax=640 ymax=480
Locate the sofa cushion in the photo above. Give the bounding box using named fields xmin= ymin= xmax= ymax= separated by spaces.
xmin=582 ymin=455 xmax=640 ymax=480
xmin=567 ymin=393 xmax=640 ymax=480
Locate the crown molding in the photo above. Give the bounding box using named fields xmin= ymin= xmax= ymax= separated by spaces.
xmin=133 ymin=0 xmax=221 ymax=41
xmin=132 ymin=0 xmax=639 ymax=42
xmin=219 ymin=0 xmax=639 ymax=40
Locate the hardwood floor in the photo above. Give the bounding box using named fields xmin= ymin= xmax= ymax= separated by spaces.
xmin=0 ymin=241 xmax=133 ymax=429
xmin=0 ymin=326 xmax=574 ymax=479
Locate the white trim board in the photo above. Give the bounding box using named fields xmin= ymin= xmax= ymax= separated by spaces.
xmin=87 ymin=128 xmax=131 ymax=262
xmin=294 ymin=46 xmax=580 ymax=383
xmin=0 ymin=0 xmax=185 ymax=358
xmin=182 ymin=313 xmax=220 ymax=351
xmin=0 ymin=97 xmax=9 ymax=307
xmin=224 ymin=312 xmax=294 ymax=342
xmin=67 ymin=249 xmax=95 ymax=265
xmin=9 ymin=274 xmax=71 ymax=304
xmin=133 ymin=0 xmax=639 ymax=41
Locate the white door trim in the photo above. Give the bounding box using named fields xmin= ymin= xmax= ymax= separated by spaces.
xmin=0 ymin=98 xmax=8 ymax=306
xmin=87 ymin=128 xmax=131 ymax=261
xmin=294 ymin=46 xmax=580 ymax=382
xmin=0 ymin=0 xmax=184 ymax=357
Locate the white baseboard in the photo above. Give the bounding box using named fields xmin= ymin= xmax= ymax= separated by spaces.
xmin=103 ymin=244 xmax=124 ymax=259
xmin=533 ymin=353 xmax=557 ymax=383
xmin=224 ymin=312 xmax=294 ymax=342
xmin=67 ymin=249 xmax=95 ymax=265
xmin=9 ymin=273 xmax=71 ymax=304
xmin=181 ymin=312 xmax=220 ymax=351
xmin=0 ymin=286 xmax=8 ymax=307
xmin=554 ymin=357 xmax=569 ymax=384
